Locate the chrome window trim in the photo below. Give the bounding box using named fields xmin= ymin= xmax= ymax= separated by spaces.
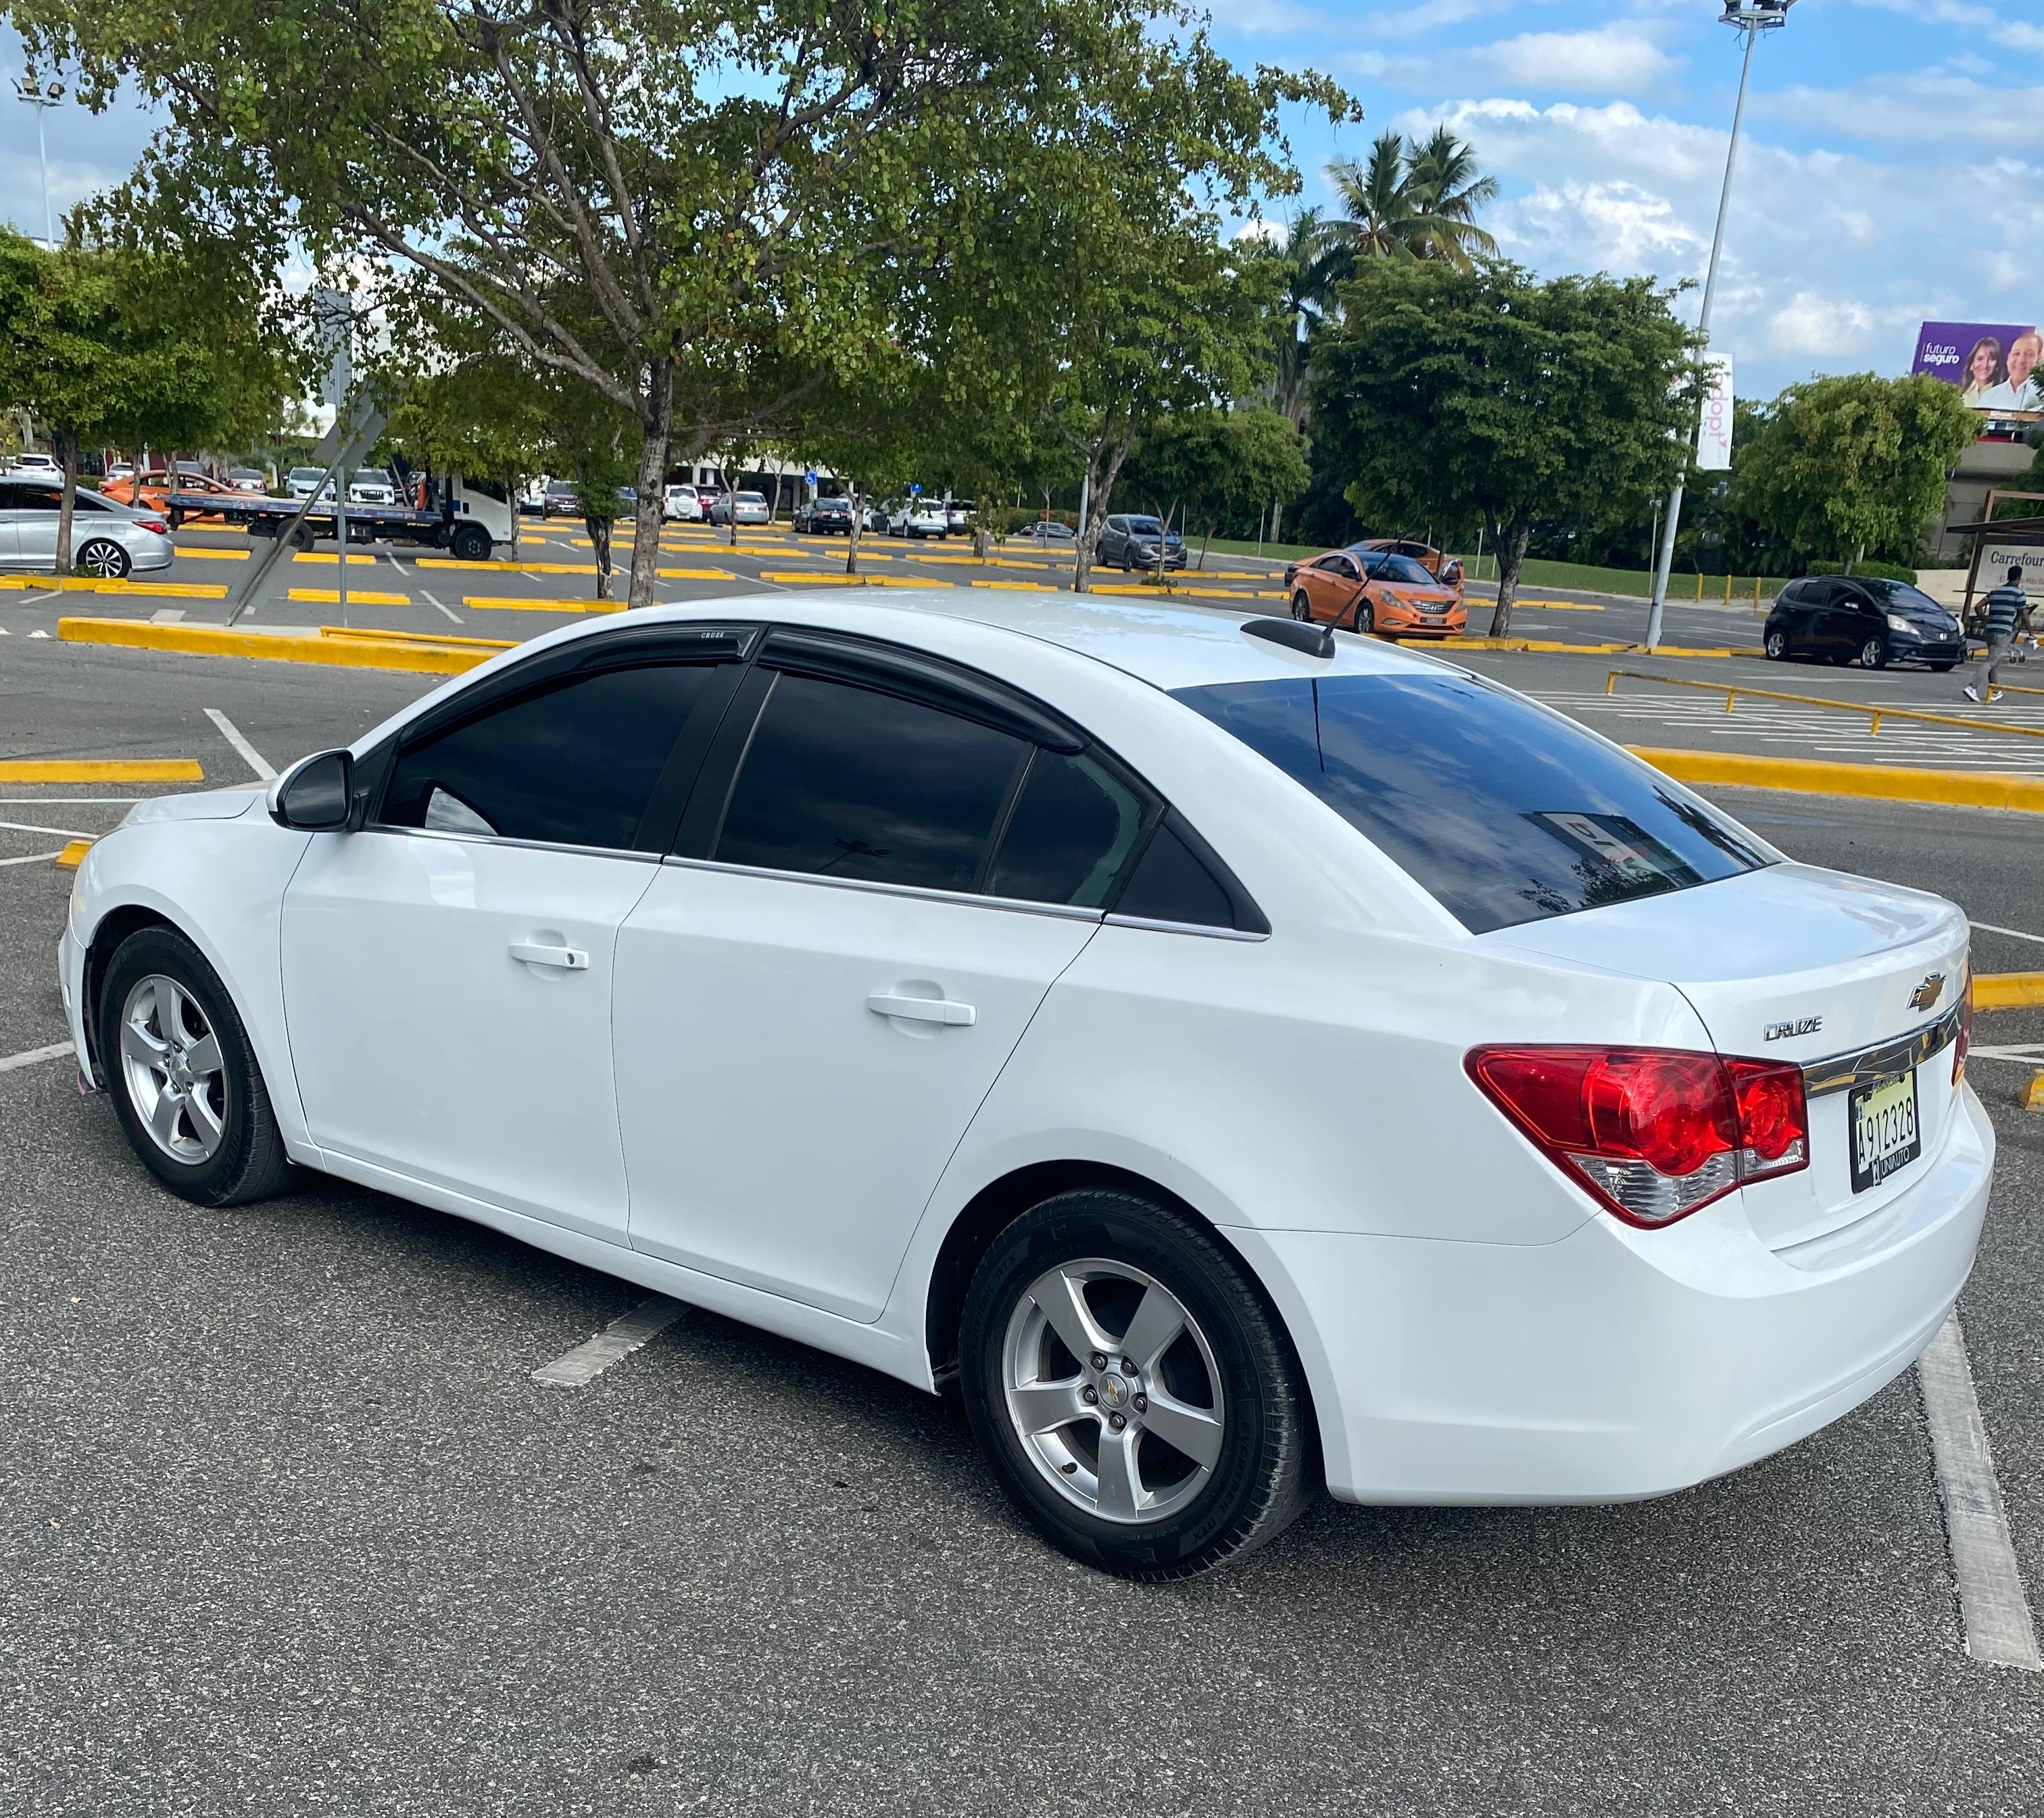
xmin=1800 ymin=1003 xmax=1962 ymax=1099
xmin=1102 ymin=913 xmax=1270 ymax=944
xmin=361 ymin=823 xmax=662 ymax=865
xmin=659 ymin=853 xmax=1106 ymax=922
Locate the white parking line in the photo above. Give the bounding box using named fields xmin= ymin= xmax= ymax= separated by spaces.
xmin=0 ymin=1041 xmax=72 ymax=1074
xmin=203 ymin=709 xmax=276 ymax=781
xmin=1919 ymin=1314 xmax=2042 ymax=1671
xmin=0 ymin=818 xmax=95 ymax=839
xmin=0 ymin=850 xmax=66 ymax=868
xmin=531 ymin=1297 xmax=683 ymax=1388
xmin=1972 ymin=921 xmax=2044 ymax=948
xmin=419 ymin=589 xmax=464 ymax=626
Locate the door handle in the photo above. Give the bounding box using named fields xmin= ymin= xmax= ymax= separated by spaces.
xmin=867 ymin=991 xmax=976 ymax=1027
xmin=510 ymin=942 xmax=589 ymax=971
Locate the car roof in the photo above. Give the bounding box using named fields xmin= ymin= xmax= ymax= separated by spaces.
xmin=595 ymin=588 xmax=1464 ymax=694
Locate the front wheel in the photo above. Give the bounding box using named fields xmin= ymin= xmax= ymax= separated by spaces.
xmin=76 ymin=537 xmax=132 ymax=580
xmin=97 ymin=925 xmax=296 ymax=1207
xmin=449 ymin=522 xmax=493 ymax=563
xmin=960 ymin=1188 xmax=1311 ymax=1580
xmin=1764 ymin=629 xmax=1788 ymax=661
xmin=1859 ymin=637 xmax=1887 ymax=669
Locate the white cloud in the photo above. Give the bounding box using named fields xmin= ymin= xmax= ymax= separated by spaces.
xmin=1763 ymin=72 xmax=2044 ymax=146
xmin=1363 ymin=1 xmax=1517 ymax=41
xmin=1768 ymin=292 xmax=1876 ymax=358
xmin=1482 ymin=27 xmax=1675 ymax=95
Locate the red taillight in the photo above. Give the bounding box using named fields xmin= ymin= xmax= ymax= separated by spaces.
xmin=1954 ymin=970 xmax=1973 ymax=1084
xmin=135 ymin=516 xmax=168 ymax=535
xmin=1466 ymin=1046 xmax=1809 ymax=1228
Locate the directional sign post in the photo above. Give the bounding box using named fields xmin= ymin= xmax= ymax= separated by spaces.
xmin=228 ymin=391 xmax=389 ymax=627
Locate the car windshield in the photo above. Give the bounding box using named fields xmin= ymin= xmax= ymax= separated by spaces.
xmin=354 ymin=470 xmax=385 ymax=483
xmin=1855 ymin=578 xmax=1947 ymax=615
xmin=1172 ymin=672 xmax=1772 ymax=934
xmin=289 ymin=468 xmax=320 ymax=481
xmin=1359 ymin=552 xmax=1436 ymax=586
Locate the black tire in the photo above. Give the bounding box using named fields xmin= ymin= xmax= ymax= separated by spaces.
xmin=97 ymin=925 xmax=297 ymax=1207
xmin=960 ymin=1188 xmax=1312 ymax=1580
xmin=76 ymin=537 xmax=131 ymax=580
xmin=290 ymin=522 xmax=316 ymax=551
xmin=450 ymin=522 xmax=493 ymax=563
xmin=1859 ymin=637 xmax=1887 ymax=669
xmin=1764 ymin=629 xmax=1788 ymax=661
xmin=1353 ymin=598 xmax=1375 ymax=636
xmin=1290 ymin=590 xmax=1313 ymax=622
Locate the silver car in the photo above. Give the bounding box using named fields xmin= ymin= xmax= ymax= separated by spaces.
xmin=0 ymin=478 xmax=174 ymax=578
xmin=709 ymin=489 xmax=771 ymax=526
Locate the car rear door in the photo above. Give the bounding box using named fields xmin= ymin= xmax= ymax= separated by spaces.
xmin=612 ymin=631 xmax=1157 ymax=1320
xmin=281 ymin=633 xmax=749 ymax=1241
xmin=13 ymin=483 xmax=62 ymax=567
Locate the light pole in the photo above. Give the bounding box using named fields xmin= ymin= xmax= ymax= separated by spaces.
xmin=1645 ymin=1 xmax=1795 ymax=652
xmin=11 ymin=74 xmax=65 ymax=247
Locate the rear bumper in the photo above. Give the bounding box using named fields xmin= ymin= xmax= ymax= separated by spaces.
xmin=1234 ymin=1086 xmax=1993 ymax=1504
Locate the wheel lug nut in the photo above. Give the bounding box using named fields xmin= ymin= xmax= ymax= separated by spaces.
xmin=1089 ymin=1351 xmax=1106 ymax=1371
xmin=1133 ymin=1393 xmax=1148 ymax=1413
xmin=1121 ymin=1356 xmax=1138 ymax=1374
xmin=1108 ymin=1412 xmax=1127 ymax=1431
xmin=1081 ymin=1385 xmax=1098 ymax=1405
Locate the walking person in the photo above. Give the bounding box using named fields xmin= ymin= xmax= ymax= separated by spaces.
xmin=1965 ymin=565 xmax=2031 ymax=704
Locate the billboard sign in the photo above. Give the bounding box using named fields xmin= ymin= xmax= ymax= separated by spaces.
xmin=1976 ymin=544 xmax=2044 ymax=599
xmin=1696 ymin=356 xmax=1733 ymax=471
xmin=1912 ymin=320 xmax=2041 ymax=416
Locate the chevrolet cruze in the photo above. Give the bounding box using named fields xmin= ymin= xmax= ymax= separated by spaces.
xmin=58 ymin=594 xmax=1992 ymax=1578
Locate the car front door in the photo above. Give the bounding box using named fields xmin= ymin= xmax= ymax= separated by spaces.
xmin=1834 ymin=583 xmax=1880 ymax=661
xmin=280 ymin=638 xmax=748 ymax=1241
xmin=613 ymin=633 xmax=1155 ymax=1320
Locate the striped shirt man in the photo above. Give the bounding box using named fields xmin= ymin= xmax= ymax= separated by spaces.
xmin=1968 ymin=568 xmax=2031 ymax=702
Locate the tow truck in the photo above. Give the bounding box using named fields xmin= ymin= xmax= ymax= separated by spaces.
xmin=164 ymin=471 xmax=514 ymax=563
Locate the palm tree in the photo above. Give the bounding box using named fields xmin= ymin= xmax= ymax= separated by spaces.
xmin=1269 ymin=207 xmax=1344 ymax=426
xmin=1325 ymin=127 xmax=1498 ymax=274
xmin=1403 ymin=126 xmax=1500 ymax=268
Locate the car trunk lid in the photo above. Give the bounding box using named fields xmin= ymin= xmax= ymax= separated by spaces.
xmin=1489 ymin=863 xmax=1970 ymax=1251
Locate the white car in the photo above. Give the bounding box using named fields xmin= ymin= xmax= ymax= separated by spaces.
xmin=887 ymin=500 xmax=948 ymax=539
xmin=7 ymin=450 xmax=62 ymax=477
xmin=57 ymin=595 xmax=1991 ymax=1578
xmin=347 ymin=469 xmax=396 ymax=506
xmin=944 ymin=499 xmax=975 ymax=533
xmin=709 ymin=489 xmax=771 ymax=527
xmin=664 ymin=483 xmax=702 ymax=523
xmin=0 ymin=477 xmax=174 ymax=578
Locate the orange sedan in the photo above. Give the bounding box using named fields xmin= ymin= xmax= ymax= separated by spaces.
xmin=101 ymin=469 xmax=238 ymax=523
xmin=1282 ymin=546 xmax=1467 ymax=640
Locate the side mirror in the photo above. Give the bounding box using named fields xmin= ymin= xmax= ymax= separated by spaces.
xmin=271 ymin=748 xmax=355 ymax=831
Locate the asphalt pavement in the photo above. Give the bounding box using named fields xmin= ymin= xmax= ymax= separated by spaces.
xmin=2 ymin=566 xmax=2043 ymax=1815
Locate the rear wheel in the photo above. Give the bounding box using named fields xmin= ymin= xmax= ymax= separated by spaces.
xmin=1859 ymin=636 xmax=1887 ymax=669
xmin=961 ymin=1187 xmax=1311 ymax=1580
xmin=97 ymin=926 xmax=296 ymax=1207
xmin=76 ymin=538 xmax=131 ymax=580
xmin=1290 ymin=590 xmax=1313 ymax=621
xmin=1353 ymin=598 xmax=1375 ymax=636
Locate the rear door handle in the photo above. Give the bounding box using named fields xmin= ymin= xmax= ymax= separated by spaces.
xmin=510 ymin=942 xmax=589 ymax=971
xmin=867 ymin=991 xmax=976 ymax=1027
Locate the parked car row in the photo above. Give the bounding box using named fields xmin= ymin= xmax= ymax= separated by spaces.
xmin=0 ymin=477 xmax=173 ymax=578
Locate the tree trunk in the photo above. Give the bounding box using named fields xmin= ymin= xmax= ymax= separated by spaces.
xmin=1848 ymin=541 xmax=1863 ymax=577
xmin=1270 ymin=499 xmax=1283 ymax=546
xmin=1072 ymin=424 xmax=1138 ymax=596
xmin=55 ymin=429 xmax=78 ymax=576
xmin=1152 ymin=500 xmax=1177 ymax=588
xmin=1486 ymin=508 xmax=1532 ymax=638
xmin=846 ymin=487 xmax=863 ymax=575
xmin=1198 ymin=519 xmax=1214 ymax=571
xmin=588 ymin=512 xmax=614 ymax=600
xmin=627 ymin=368 xmax=674 ymax=611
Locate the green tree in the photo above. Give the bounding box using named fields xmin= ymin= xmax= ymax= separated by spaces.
xmin=1311 ymin=259 xmax=1697 ymax=633
xmin=1121 ymin=406 xmax=1309 ymax=569
xmin=1730 ymin=372 xmax=1980 ymax=570
xmin=1326 ymin=127 xmax=1495 ymax=272
xmin=17 ymin=0 xmax=1338 ymax=614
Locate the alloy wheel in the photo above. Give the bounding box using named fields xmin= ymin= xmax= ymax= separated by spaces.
xmin=1291 ymin=591 xmax=1312 ymax=621
xmin=118 ymin=974 xmax=228 ymax=1164
xmin=1001 ymin=1258 xmax=1225 ymax=1525
xmin=76 ymin=538 xmax=130 ymax=579
xmin=1861 ymin=638 xmax=1886 ymax=669
xmin=1765 ymin=630 xmax=1786 ymax=660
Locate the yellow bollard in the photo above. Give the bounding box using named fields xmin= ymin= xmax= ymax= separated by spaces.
xmin=1693 ymin=571 xmax=1703 ymax=601
xmin=1723 ymin=573 xmax=1732 ymax=604
xmin=1753 ymin=575 xmax=1763 ymax=608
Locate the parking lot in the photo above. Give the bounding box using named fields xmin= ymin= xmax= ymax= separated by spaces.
xmin=4 ymin=567 xmax=2043 ymax=1815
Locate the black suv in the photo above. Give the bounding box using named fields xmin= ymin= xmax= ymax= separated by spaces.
xmin=1764 ymin=575 xmax=1965 ymax=671
xmin=1097 ymin=513 xmax=1186 ymax=571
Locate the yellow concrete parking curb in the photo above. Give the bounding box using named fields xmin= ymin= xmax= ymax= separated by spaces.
xmin=0 ymin=576 xmax=231 ymax=598
xmin=55 ymin=839 xmax=92 ymax=870
xmin=1976 ymin=974 xmax=2044 ymax=1011
xmin=319 ymin=625 xmax=514 ymax=650
xmin=0 ymin=758 xmax=203 ymax=783
xmin=1628 ymin=746 xmax=2044 ymax=813
xmin=287 ymin=588 xmax=412 ymax=606
xmin=462 ymin=596 xmax=625 ymax=615
xmin=57 ymin=616 xmax=491 ymax=675
xmin=656 ymin=567 xmax=737 ymax=580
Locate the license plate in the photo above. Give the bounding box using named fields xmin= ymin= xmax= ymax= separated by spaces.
xmin=1849 ymin=1070 xmax=1920 ymax=1193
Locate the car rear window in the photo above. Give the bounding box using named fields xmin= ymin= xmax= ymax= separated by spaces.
xmin=1171 ymin=672 xmax=1772 ymax=934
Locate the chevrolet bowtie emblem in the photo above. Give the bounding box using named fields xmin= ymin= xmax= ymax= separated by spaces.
xmin=1909 ymin=973 xmax=1945 ymax=1012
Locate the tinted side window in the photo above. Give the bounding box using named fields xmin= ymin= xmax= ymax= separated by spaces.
xmin=1113 ymin=823 xmax=1235 ymax=929
xmin=985 ymin=750 xmax=1148 ymax=907
xmin=382 ymin=663 xmax=721 ymax=849
xmin=17 ymin=485 xmax=62 ymax=511
xmin=715 ymin=673 xmax=1024 ymax=892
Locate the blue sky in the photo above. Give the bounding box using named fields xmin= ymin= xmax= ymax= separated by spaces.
xmin=1212 ymin=0 xmax=2044 ymax=399
xmin=3 ymin=3 xmax=2039 ymax=405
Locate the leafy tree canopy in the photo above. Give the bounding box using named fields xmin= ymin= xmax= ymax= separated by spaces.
xmin=1309 ymin=258 xmax=1698 ymax=633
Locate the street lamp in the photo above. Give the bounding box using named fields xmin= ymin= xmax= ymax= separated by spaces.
xmin=1645 ymin=1 xmax=1797 ymax=651
xmin=11 ymin=73 xmax=65 ymax=247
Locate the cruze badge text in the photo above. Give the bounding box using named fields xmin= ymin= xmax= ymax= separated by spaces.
xmin=1763 ymin=1016 xmax=1824 ymax=1041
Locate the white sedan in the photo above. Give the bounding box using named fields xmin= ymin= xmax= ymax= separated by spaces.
xmin=57 ymin=594 xmax=1992 ymax=1578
